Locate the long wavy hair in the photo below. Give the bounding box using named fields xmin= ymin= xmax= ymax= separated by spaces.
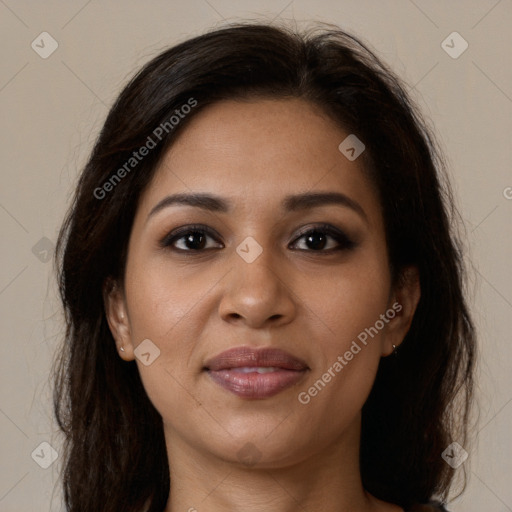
xmin=53 ymin=21 xmax=476 ymax=512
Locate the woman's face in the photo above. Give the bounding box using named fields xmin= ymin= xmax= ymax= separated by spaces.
xmin=106 ymin=98 xmax=419 ymax=468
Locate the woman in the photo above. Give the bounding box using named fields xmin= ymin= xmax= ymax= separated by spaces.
xmin=53 ymin=22 xmax=476 ymax=512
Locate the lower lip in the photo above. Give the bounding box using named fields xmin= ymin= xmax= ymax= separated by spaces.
xmin=206 ymin=368 xmax=307 ymax=399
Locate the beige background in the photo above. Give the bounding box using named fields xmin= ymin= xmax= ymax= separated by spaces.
xmin=0 ymin=1 xmax=511 ymax=510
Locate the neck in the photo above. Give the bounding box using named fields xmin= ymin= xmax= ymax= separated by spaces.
xmin=162 ymin=414 xmax=398 ymax=512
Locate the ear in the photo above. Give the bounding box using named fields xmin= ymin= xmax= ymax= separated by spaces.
xmin=103 ymin=277 xmax=135 ymax=361
xmin=381 ymin=265 xmax=421 ymax=357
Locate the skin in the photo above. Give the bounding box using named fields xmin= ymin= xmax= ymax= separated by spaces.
xmin=105 ymin=98 xmax=421 ymax=512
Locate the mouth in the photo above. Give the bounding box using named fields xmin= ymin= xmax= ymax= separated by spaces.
xmin=203 ymin=346 xmax=309 ymax=399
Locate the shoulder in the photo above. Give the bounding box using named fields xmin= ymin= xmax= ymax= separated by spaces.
xmin=406 ymin=501 xmax=451 ymax=512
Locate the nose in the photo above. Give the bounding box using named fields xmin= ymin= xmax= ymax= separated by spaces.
xmin=218 ymin=246 xmax=296 ymax=329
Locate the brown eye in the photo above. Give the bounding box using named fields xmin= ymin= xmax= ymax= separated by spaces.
xmin=160 ymin=224 xmax=223 ymax=252
xmin=290 ymin=224 xmax=356 ymax=252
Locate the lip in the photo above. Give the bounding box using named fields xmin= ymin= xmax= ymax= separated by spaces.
xmin=204 ymin=347 xmax=309 ymax=399
xmin=204 ymin=346 xmax=308 ymax=371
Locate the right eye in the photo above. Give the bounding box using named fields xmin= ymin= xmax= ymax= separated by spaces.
xmin=159 ymin=224 xmax=224 ymax=253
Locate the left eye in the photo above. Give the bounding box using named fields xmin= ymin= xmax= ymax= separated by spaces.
xmin=290 ymin=225 xmax=356 ymax=252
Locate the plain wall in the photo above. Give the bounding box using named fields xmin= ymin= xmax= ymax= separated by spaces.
xmin=0 ymin=1 xmax=511 ymax=510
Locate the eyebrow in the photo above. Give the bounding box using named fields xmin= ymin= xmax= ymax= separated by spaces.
xmin=147 ymin=191 xmax=368 ymax=223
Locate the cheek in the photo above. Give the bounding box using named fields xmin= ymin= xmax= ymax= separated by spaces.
xmin=300 ymin=247 xmax=391 ymax=345
xmin=124 ymin=255 xmax=211 ymax=343
xmin=294 ymin=248 xmax=391 ymax=409
xmin=122 ymin=258 xmax=212 ymax=405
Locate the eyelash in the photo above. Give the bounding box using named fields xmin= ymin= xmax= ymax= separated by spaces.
xmin=159 ymin=223 xmax=357 ymax=254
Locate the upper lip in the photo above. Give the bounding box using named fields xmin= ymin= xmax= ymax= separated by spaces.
xmin=204 ymin=346 xmax=308 ymax=371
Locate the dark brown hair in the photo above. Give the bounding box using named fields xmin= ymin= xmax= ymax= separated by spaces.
xmin=53 ymin=21 xmax=476 ymax=512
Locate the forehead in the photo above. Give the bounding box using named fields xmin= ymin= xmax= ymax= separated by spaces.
xmin=140 ymin=98 xmax=380 ymax=221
